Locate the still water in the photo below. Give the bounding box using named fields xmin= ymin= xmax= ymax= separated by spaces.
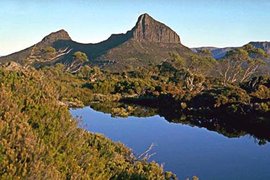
xmin=70 ymin=107 xmax=270 ymax=180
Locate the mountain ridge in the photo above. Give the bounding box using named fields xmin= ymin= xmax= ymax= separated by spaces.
xmin=0 ymin=13 xmax=189 ymax=71
xmin=1 ymin=13 xmax=270 ymax=72
xmin=192 ymin=41 xmax=270 ymax=59
xmin=0 ymin=29 xmax=73 ymax=65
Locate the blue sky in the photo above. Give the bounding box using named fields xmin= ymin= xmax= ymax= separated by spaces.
xmin=1 ymin=0 xmax=270 ymax=55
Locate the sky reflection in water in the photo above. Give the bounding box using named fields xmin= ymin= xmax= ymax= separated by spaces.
xmin=71 ymin=107 xmax=270 ymax=180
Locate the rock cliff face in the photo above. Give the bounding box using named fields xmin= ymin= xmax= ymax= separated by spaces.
xmin=0 ymin=13 xmax=187 ymax=71
xmin=131 ymin=13 xmax=181 ymax=44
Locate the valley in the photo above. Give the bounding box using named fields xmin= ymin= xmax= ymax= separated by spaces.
xmin=1 ymin=12 xmax=270 ymax=180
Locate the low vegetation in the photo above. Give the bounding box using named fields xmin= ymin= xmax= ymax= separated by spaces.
xmin=35 ymin=45 xmax=270 ymax=120
xmin=1 ymin=42 xmax=270 ymax=178
xmin=0 ymin=66 xmax=176 ymax=179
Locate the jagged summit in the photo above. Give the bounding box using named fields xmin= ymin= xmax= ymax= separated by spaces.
xmin=0 ymin=13 xmax=188 ymax=71
xmin=131 ymin=13 xmax=181 ymax=44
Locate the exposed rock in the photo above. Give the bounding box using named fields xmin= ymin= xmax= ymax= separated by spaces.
xmin=40 ymin=29 xmax=71 ymax=46
xmin=131 ymin=13 xmax=181 ymax=44
xmin=0 ymin=14 xmax=186 ymax=71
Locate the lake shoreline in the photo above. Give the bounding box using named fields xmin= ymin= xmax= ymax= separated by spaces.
xmin=71 ymin=106 xmax=270 ymax=180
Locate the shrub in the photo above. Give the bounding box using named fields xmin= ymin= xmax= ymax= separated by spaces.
xmin=0 ymin=66 xmax=174 ymax=179
xmin=73 ymin=51 xmax=88 ymax=61
xmin=251 ymin=85 xmax=270 ymax=99
xmin=190 ymin=86 xmax=250 ymax=108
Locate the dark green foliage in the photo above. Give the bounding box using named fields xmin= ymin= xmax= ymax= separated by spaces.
xmin=191 ymin=86 xmax=250 ymax=108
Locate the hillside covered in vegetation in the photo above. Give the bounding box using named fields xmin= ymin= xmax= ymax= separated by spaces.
xmin=1 ymin=12 xmax=270 ymax=179
xmin=0 ymin=65 xmax=177 ymax=179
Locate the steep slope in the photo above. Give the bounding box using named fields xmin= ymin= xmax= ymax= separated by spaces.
xmin=55 ymin=13 xmax=191 ymax=71
xmin=0 ymin=30 xmax=72 ymax=65
xmin=0 ymin=13 xmax=193 ymax=71
xmin=131 ymin=13 xmax=180 ymax=43
xmin=95 ymin=13 xmax=191 ymax=71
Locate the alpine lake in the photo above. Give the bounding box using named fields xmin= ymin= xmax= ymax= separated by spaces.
xmin=70 ymin=103 xmax=270 ymax=180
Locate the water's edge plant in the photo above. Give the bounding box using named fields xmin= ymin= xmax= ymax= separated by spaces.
xmin=0 ymin=66 xmax=177 ymax=179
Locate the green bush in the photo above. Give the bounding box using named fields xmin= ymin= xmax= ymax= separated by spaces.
xmin=0 ymin=66 xmax=175 ymax=179
xmin=73 ymin=51 xmax=88 ymax=61
xmin=191 ymin=86 xmax=250 ymax=108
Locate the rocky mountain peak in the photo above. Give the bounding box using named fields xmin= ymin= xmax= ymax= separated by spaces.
xmin=0 ymin=14 xmax=186 ymax=69
xmin=131 ymin=13 xmax=181 ymax=44
xmin=41 ymin=29 xmax=71 ymax=45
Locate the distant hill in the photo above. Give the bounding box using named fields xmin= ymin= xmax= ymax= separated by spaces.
xmin=249 ymin=41 xmax=270 ymax=55
xmin=0 ymin=13 xmax=192 ymax=71
xmin=192 ymin=47 xmax=235 ymax=59
xmin=193 ymin=41 xmax=270 ymax=60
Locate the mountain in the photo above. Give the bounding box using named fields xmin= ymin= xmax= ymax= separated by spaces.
xmin=192 ymin=47 xmax=235 ymax=59
xmin=55 ymin=13 xmax=192 ymax=71
xmin=131 ymin=13 xmax=180 ymax=43
xmin=0 ymin=29 xmax=72 ymax=66
xmin=93 ymin=14 xmax=193 ymax=71
xmin=0 ymin=13 xmax=192 ymax=71
xmin=193 ymin=41 xmax=270 ymax=60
